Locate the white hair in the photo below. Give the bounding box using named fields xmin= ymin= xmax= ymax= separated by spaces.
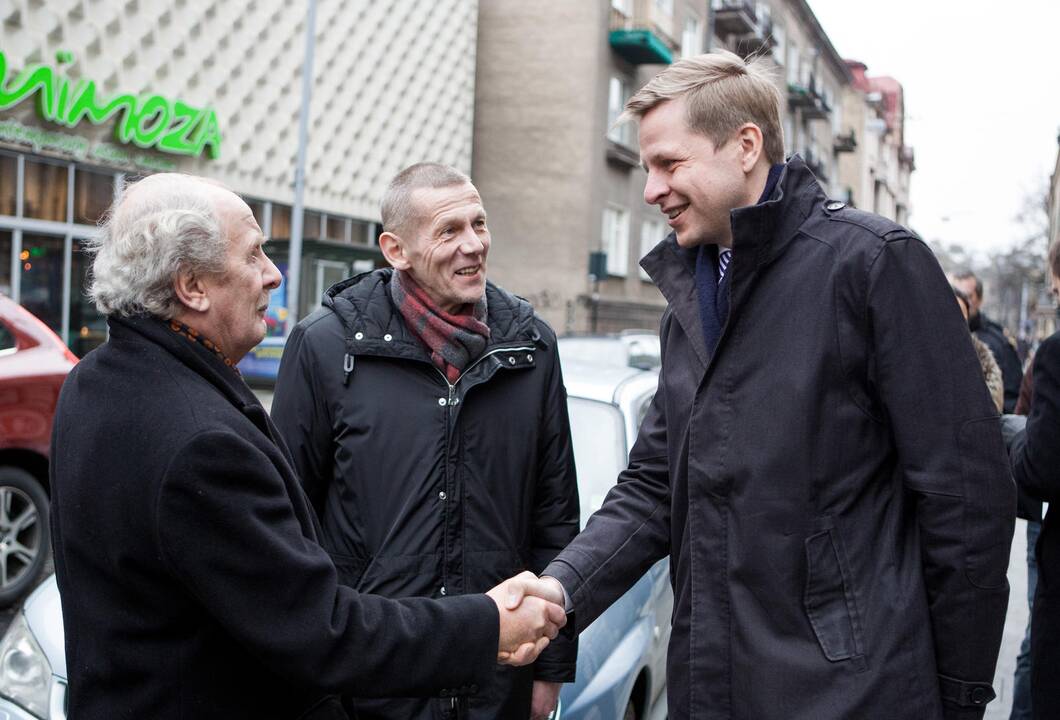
xmin=85 ymin=173 xmax=227 ymax=319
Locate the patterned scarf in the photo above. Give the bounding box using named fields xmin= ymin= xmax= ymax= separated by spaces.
xmin=166 ymin=319 xmax=240 ymax=373
xmin=390 ymin=270 xmax=491 ymax=384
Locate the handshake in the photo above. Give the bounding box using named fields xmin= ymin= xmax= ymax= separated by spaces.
xmin=486 ymin=572 xmax=567 ymax=666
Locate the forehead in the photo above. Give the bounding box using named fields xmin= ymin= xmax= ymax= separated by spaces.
xmin=411 ymin=183 xmax=484 ymax=224
xmin=214 ymin=190 xmax=261 ymax=244
xmin=638 ymin=98 xmax=713 ymax=162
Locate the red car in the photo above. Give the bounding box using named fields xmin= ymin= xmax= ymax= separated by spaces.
xmin=0 ymin=295 xmax=77 ymax=606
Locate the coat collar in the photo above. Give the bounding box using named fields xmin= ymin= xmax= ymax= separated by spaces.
xmin=322 ymin=268 xmax=543 ymax=362
xmin=107 ymin=314 xmax=277 ymax=440
xmin=640 ymin=155 xmax=825 ymax=368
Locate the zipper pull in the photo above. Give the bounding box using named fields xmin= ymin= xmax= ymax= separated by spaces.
xmin=343 ymin=353 xmax=355 ymax=385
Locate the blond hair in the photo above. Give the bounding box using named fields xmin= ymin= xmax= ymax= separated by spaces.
xmin=621 ymin=50 xmax=785 ymax=164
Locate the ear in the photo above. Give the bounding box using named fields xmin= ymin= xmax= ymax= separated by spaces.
xmin=379 ymin=231 xmax=411 ymax=271
xmin=735 ymin=123 xmax=765 ymax=173
xmin=172 ymin=266 xmax=211 ymax=314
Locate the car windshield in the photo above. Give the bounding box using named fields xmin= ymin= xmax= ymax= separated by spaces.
xmin=567 ymin=397 xmax=627 ymax=529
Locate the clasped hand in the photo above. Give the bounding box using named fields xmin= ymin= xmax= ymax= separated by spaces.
xmin=486 ymin=572 xmax=567 ymax=666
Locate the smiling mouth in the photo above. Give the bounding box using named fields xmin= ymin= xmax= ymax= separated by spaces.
xmin=665 ymin=206 xmax=687 ymax=222
xmin=455 ymin=265 xmax=480 ymax=277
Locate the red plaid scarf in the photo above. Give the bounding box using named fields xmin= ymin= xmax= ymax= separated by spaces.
xmin=390 ymin=270 xmax=491 ymax=384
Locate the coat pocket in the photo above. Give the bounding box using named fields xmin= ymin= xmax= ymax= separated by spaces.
xmin=803 ymin=519 xmax=868 ymax=672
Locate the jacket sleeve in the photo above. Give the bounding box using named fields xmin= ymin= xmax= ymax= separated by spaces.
xmin=529 ymin=334 xmax=581 ymax=682
xmin=272 ymin=321 xmax=334 ymax=514
xmin=544 ymin=314 xmax=672 ymax=633
xmin=156 ymin=430 xmax=499 ymax=697
xmin=866 ymin=237 xmax=1014 ymax=719
xmin=1010 ymin=333 xmax=1060 ymax=503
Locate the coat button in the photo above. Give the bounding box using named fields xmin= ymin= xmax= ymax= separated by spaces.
xmin=438 ymin=398 xmax=447 ymax=406
xmin=439 ymin=491 xmax=447 ymax=501
xmin=354 ymin=332 xmax=364 ymax=340
xmin=971 ymin=688 xmax=989 ymax=704
xmin=508 ymin=356 xmax=516 ymax=365
xmin=440 ymin=586 xmax=447 ymax=596
xmin=383 ymin=333 xmax=393 ymax=342
xmin=527 ymin=354 xmax=534 ymax=362
xmin=825 ymin=200 xmax=846 ymax=211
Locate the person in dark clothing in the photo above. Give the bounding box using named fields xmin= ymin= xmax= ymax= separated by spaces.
xmin=272 ymin=163 xmax=579 ymax=720
xmin=1007 ymin=241 xmax=1060 ymax=720
xmin=49 ymin=173 xmax=565 ymax=720
xmin=529 ymin=50 xmax=1013 ymax=720
xmin=954 ymin=269 xmax=1024 ymax=412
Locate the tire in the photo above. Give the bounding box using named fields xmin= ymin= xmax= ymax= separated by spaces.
xmin=0 ymin=467 xmax=50 ymax=607
xmin=623 ymin=698 xmax=637 ymax=720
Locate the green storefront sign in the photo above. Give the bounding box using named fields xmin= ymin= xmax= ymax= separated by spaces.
xmin=0 ymin=49 xmax=221 ymax=159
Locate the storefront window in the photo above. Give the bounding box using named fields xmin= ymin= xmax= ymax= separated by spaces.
xmin=0 ymin=230 xmax=11 ymax=297
xmin=271 ymin=204 xmax=291 ymax=239
xmin=0 ymin=155 xmax=16 ymax=217
xmin=69 ymin=238 xmax=107 ymax=356
xmin=19 ymin=234 xmax=64 ymax=334
xmin=304 ymin=211 xmax=323 ymax=239
xmin=74 ymin=167 xmax=115 ymax=225
xmin=23 ymin=160 xmax=69 ymax=222
xmin=325 ymin=215 xmax=346 ymax=242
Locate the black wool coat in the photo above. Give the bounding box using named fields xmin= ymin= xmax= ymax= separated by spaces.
xmin=271 ymin=271 xmax=579 ymax=720
xmin=1009 ymin=330 xmax=1060 ymax=719
xmin=50 ymin=316 xmax=499 ymax=720
xmin=545 ymin=157 xmax=1014 ymax=720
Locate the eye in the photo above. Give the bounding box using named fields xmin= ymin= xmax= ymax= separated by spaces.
xmin=474 ymin=218 xmax=487 ymax=230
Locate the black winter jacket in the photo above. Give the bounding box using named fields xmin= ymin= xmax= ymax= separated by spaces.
xmin=272 ymin=271 xmax=579 ymax=719
xmin=50 ymin=315 xmax=500 ymax=720
xmin=971 ymin=312 xmax=1024 ymax=413
xmin=546 ymin=158 xmax=1014 ymax=720
xmin=1009 ymin=331 xmax=1060 ymax=718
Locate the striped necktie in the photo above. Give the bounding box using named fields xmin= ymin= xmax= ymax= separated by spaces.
xmin=718 ymin=249 xmax=732 ymax=282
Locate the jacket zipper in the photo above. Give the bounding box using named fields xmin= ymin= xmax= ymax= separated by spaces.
xmin=433 ymin=343 xmax=536 ymax=601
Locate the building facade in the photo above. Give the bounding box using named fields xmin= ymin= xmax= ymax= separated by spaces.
xmin=0 ymin=0 xmax=479 ymax=355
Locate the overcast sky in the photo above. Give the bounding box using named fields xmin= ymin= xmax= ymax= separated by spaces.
xmin=805 ymin=0 xmax=1060 ymax=261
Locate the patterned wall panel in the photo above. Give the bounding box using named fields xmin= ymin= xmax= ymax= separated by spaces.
xmin=0 ymin=0 xmax=478 ymax=221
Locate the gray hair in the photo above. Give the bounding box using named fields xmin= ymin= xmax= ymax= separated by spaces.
xmin=621 ymin=50 xmax=785 ymax=165
xmin=953 ymin=269 xmax=983 ymax=300
xmin=380 ymin=162 xmax=471 ymax=237
xmin=85 ymin=173 xmax=227 ymax=319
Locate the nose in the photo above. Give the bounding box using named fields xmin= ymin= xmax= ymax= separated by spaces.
xmin=262 ymin=250 xmax=282 ymax=290
xmin=643 ymin=169 xmax=668 ymax=207
xmin=458 ymin=227 xmax=487 ymax=256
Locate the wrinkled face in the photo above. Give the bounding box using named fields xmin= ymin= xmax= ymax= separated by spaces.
xmin=398 ymin=182 xmax=490 ymax=313
xmin=953 ymin=276 xmax=981 ymax=317
xmin=639 ymin=96 xmax=750 ymax=249
xmin=200 ymin=191 xmax=282 ymax=360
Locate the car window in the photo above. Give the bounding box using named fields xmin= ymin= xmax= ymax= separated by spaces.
xmin=0 ymin=321 xmax=15 ymax=357
xmin=567 ymin=397 xmax=627 ymax=530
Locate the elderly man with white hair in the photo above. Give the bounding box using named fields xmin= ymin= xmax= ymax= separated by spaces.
xmin=48 ymin=173 xmax=565 ymax=720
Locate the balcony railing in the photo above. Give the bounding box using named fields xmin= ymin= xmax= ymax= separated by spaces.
xmin=788 ymin=75 xmax=831 ymax=120
xmin=712 ymin=0 xmax=757 ymax=37
xmin=734 ymin=15 xmax=776 ymax=55
xmin=833 ymin=130 xmax=857 ymax=154
xmin=610 ymin=0 xmax=676 ymax=65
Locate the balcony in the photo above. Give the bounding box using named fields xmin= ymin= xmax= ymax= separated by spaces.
xmin=734 ymin=15 xmax=776 ymax=56
xmin=833 ymin=130 xmax=857 ymax=154
xmin=610 ymin=2 xmax=675 ymax=65
xmin=712 ymin=0 xmax=757 ymax=37
xmin=788 ymin=75 xmax=830 ymax=120
xmin=899 ymin=145 xmax=916 ymax=170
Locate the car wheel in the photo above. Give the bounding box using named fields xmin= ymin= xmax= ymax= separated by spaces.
xmin=623 ymin=698 xmax=637 ymax=720
xmin=0 ymin=467 xmax=50 ymax=607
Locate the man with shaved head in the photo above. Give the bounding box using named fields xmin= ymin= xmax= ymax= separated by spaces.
xmin=272 ymin=162 xmax=579 ymax=720
xmin=49 ymin=173 xmax=565 ymax=720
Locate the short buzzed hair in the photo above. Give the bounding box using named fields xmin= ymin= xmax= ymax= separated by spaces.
xmin=381 ymin=162 xmax=471 ymax=237
xmin=621 ymin=50 xmax=785 ymax=165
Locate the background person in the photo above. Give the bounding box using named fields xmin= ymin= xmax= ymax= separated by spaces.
xmin=49 ymin=173 xmax=564 ymax=720
xmin=954 ymin=269 xmax=1024 ymax=412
